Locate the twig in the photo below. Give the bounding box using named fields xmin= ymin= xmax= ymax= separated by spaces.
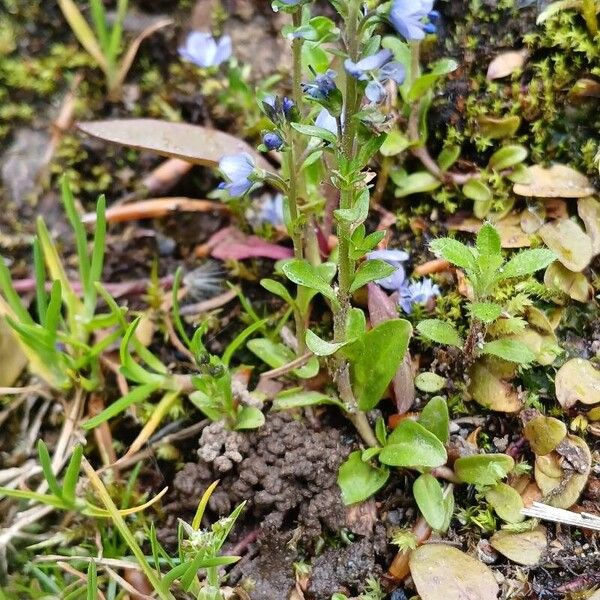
xmin=522 ymin=502 xmax=600 ymax=531
xmin=105 ymin=566 xmax=154 ymax=600
xmin=259 ymin=352 xmax=313 ymax=380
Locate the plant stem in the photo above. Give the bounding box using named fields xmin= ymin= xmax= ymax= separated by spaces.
xmin=582 ymin=0 xmax=598 ymax=35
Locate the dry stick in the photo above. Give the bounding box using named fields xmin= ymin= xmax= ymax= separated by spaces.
xmin=259 ymin=352 xmax=314 ymax=380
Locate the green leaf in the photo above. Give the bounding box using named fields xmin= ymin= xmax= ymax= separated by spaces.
xmin=476 ymin=222 xmax=502 ymax=257
xmin=346 ymin=307 xmax=366 ymax=341
xmin=417 ymin=319 xmax=463 ymax=348
xmin=414 ymin=372 xmax=446 ymax=393
xmin=394 ymin=171 xmax=441 ymax=197
xmin=334 ymin=188 xmax=369 ymax=227
xmin=305 ymin=329 xmax=346 ymax=356
xmin=469 ymin=302 xmax=503 ymax=324
xmin=379 ymin=420 xmax=447 ymax=468
xmin=282 ymin=260 xmax=338 ymax=307
xmin=380 ymin=130 xmax=411 ymax=157
xmin=454 ymin=454 xmax=515 ymax=486
xmin=488 ymin=145 xmax=528 ymax=171
xmin=407 ymin=59 xmax=458 ymax=102
xmin=429 ymin=237 xmax=476 ymax=271
xmin=337 ymin=451 xmax=390 ymax=505
xmin=438 ymin=145 xmax=461 ymax=171
xmin=82 ymin=382 xmax=161 ymax=429
xmin=499 ymin=249 xmax=556 ymax=280
xmin=272 ymin=389 xmax=346 ymax=411
xmin=485 ymin=482 xmax=524 ymax=523
xmin=349 ymin=260 xmax=395 ymax=294
xmin=418 ymin=396 xmax=449 ymax=443
xmin=413 ymin=473 xmax=446 ymax=530
xmin=37 ymin=440 xmax=63 ymax=499
xmin=247 ymin=338 xmax=320 ymax=379
xmin=291 ymin=122 xmax=337 ymax=144
xmin=482 ymin=339 xmax=535 ymax=364
xmin=62 ymin=445 xmax=83 ymax=506
xmin=343 ymin=319 xmax=412 ymax=411
xmin=222 ymin=319 xmax=267 ymax=367
xmin=235 ymin=406 xmax=265 ymax=430
xmin=463 ymin=179 xmax=492 ymax=203
xmin=87 ymin=560 xmax=98 ymax=600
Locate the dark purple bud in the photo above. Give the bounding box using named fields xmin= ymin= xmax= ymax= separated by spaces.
xmin=282 ymin=97 xmax=295 ymax=118
xmin=423 ymin=22 xmax=436 ymax=34
xmin=263 ymin=132 xmax=284 ymax=150
xmin=427 ymin=10 xmax=441 ymax=22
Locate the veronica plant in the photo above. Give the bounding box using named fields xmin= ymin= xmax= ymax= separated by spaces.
xmin=57 ymin=0 xmax=170 ymax=100
xmin=0 ymin=177 xmax=124 ymax=391
xmin=417 ymin=222 xmax=556 ymax=364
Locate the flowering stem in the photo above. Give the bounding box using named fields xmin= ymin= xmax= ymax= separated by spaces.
xmin=330 ymin=0 xmax=378 ymax=449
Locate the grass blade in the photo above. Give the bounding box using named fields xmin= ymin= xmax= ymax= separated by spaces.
xmin=89 ymin=0 xmax=108 ymax=50
xmin=62 ymin=444 xmax=83 ymax=506
xmin=86 ymin=194 xmax=107 ymax=315
xmin=0 ymin=257 xmax=33 ymax=324
xmin=81 ymin=381 xmax=160 ymax=430
xmin=80 ymin=456 xmax=176 ymax=600
xmin=56 ymin=0 xmax=110 ymax=74
xmin=61 ymin=177 xmax=91 ymax=302
xmin=37 ymin=440 xmax=63 ymax=499
xmin=86 ymin=560 xmax=98 ymax=600
xmin=33 ymin=238 xmax=48 ymax=324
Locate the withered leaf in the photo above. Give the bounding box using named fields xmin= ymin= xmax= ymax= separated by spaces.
xmin=409 ymin=544 xmax=499 ymax=600
xmin=555 ymin=358 xmax=600 ymax=409
xmin=577 ymin=196 xmax=600 ymax=256
xmin=490 ymin=526 xmax=547 ymax=566
xmin=486 ymin=49 xmax=528 ymax=80
xmin=78 ymin=119 xmax=272 ymax=170
xmin=513 ymin=164 xmax=596 ymax=198
xmin=538 ymin=219 xmax=593 ymax=272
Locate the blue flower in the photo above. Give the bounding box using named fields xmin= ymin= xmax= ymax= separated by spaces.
xmin=179 ymin=31 xmax=232 ymax=68
xmin=302 ymin=70 xmax=338 ymax=100
xmin=315 ymin=108 xmax=339 ymax=136
xmin=219 ymin=153 xmax=256 ymax=197
xmin=344 ymin=49 xmax=393 ymax=80
xmin=398 ymin=279 xmax=440 ymax=313
xmin=345 ymin=49 xmax=405 ymax=104
xmin=258 ymin=194 xmax=285 ymax=226
xmin=263 ymin=95 xmax=296 ymax=123
xmin=389 ymin=0 xmax=437 ymax=41
xmin=367 ymin=249 xmax=409 ymax=290
xmin=263 ymin=132 xmax=284 ymax=150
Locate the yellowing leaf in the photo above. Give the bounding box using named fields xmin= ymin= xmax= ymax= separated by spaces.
xmin=524 ymin=415 xmax=567 ymax=455
xmin=544 ymin=261 xmax=591 ymax=302
xmin=409 ymin=544 xmax=499 ymax=600
xmin=538 ymin=219 xmax=593 ymax=272
xmin=513 ymin=164 xmax=596 ymax=198
xmin=577 ymin=196 xmax=600 ymax=256
xmin=490 ymin=526 xmax=547 ymax=566
xmin=78 ymin=120 xmax=272 ymax=170
xmin=486 ymin=49 xmax=528 ymax=80
xmin=555 ymin=358 xmax=600 ymax=408
xmin=468 ymin=359 xmax=522 ymax=412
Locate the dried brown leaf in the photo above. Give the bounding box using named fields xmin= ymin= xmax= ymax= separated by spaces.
xmin=486 ymin=49 xmax=528 ymax=80
xmin=513 ymin=164 xmax=596 ymax=198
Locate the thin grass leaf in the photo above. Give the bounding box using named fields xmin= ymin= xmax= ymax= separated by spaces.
xmin=84 ymin=486 xmax=168 ymax=518
xmin=119 ymin=318 xmax=165 ymax=384
xmin=86 ymin=560 xmax=98 ymax=600
xmin=82 ymin=382 xmax=161 ymax=430
xmin=45 ymin=281 xmax=63 ymax=341
xmin=192 ymin=480 xmax=220 ymax=531
xmin=61 ymin=177 xmax=91 ymax=300
xmin=89 ymin=0 xmax=109 ymax=49
xmin=0 ymin=258 xmax=33 ymax=324
xmin=171 ymin=267 xmax=190 ymax=347
xmin=0 ymin=487 xmax=69 ymax=509
xmin=123 ymin=391 xmax=179 ymax=458
xmin=107 ymin=0 xmax=128 ymax=64
xmin=57 ymin=0 xmax=110 ymax=73
xmin=36 ymin=217 xmax=83 ymax=326
xmin=37 ymin=440 xmax=63 ymax=499
xmin=33 ymin=239 xmax=48 ymax=324
xmin=222 ymin=319 xmax=267 ymax=367
xmin=86 ymin=194 xmax=107 ymax=316
xmin=80 ymin=457 xmax=175 ymax=600
xmin=62 ymin=445 xmax=83 ymax=506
